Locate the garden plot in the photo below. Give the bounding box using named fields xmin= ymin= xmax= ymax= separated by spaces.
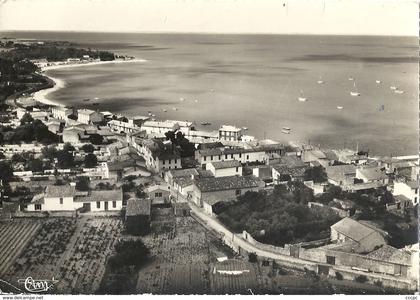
xmin=54 ymin=217 xmax=123 ymax=294
xmin=0 ymin=219 xmax=41 ymax=276
xmin=136 ymin=215 xmax=233 ymax=294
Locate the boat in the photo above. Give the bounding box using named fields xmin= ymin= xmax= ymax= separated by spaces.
xmin=390 ymin=86 xmax=397 ymax=90
xmin=242 ymin=127 xmax=248 ymax=130
xmin=281 ymin=129 xmax=291 ymax=134
xmin=394 ymin=89 xmax=404 ymax=94
xmin=173 ymin=107 xmax=178 ymax=111
xmin=152 ymin=114 xmax=156 ymax=117
xmin=337 ymin=106 xmax=343 ymax=110
xmin=282 ymin=127 xmax=291 ymax=131
xmin=83 ymin=98 xmax=90 ymax=102
xmin=348 ymin=77 xmax=354 ymax=81
xmin=201 ymin=122 xmax=211 ymax=126
xmin=163 ymin=109 xmax=167 ymax=112
xmin=375 ymin=80 xmax=381 ymax=84
xmin=180 ymin=97 xmax=185 ymax=102
xmin=317 ymin=76 xmax=324 ymax=84
xmin=350 ymin=81 xmax=360 ymax=96
xmin=94 ymin=97 xmax=99 ymax=100
xmin=298 ymin=90 xmax=307 ymax=102
xmin=194 ymin=99 xmax=198 ymax=103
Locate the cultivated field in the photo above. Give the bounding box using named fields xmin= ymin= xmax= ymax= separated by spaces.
xmin=3 ymin=217 xmax=123 ymax=294
xmin=0 ymin=219 xmax=42 ymax=276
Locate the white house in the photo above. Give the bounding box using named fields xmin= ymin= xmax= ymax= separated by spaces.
xmin=219 ymin=125 xmax=242 ymax=141
xmin=393 ymin=181 xmax=419 ymax=205
xmin=141 ymin=120 xmax=194 ymax=137
xmin=195 ymin=148 xmax=267 ymax=168
xmin=356 ymin=166 xmax=389 ymax=185
xmin=27 ymin=185 xmax=123 ymax=212
xmin=51 ymin=106 xmax=73 ymax=120
xmin=77 ymin=109 xmax=104 ymax=124
xmin=206 ymin=160 xmax=242 ymax=177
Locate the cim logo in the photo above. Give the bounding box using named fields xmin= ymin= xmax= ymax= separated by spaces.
xmin=18 ymin=277 xmax=59 ymax=293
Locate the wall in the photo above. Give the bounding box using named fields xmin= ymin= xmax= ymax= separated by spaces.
xmin=242 ymin=231 xmax=290 ymax=256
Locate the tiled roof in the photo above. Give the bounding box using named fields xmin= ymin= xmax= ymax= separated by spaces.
xmin=273 ymin=164 xmax=307 ymax=177
xmin=195 ymin=175 xmax=262 ymax=192
xmin=145 ymin=184 xmax=170 ymax=193
xmin=366 ymin=245 xmax=411 ymax=266
xmin=210 ymin=160 xmax=242 ymax=169
xmin=78 ymin=109 xmax=97 ymax=115
xmin=279 ymin=156 xmax=307 ymax=168
xmin=174 ymin=176 xmax=195 ymax=187
xmin=45 ymin=185 xmax=76 ymax=198
xmin=198 ymin=148 xmax=223 ymax=156
xmin=406 ymin=181 xmax=418 ymax=189
xmin=74 ymin=189 xmax=122 ymax=202
xmin=126 ymin=198 xmax=151 ymax=216
xmin=219 ymin=125 xmax=241 ymax=132
xmin=168 ymin=168 xmax=199 ymax=178
xmin=331 ymin=217 xmax=382 ymax=242
xmin=326 ymin=164 xmax=356 ymax=182
xmin=197 ymin=142 xmax=224 ymax=150
xmin=357 ymin=167 xmax=388 ymax=181
xmin=31 ymin=193 xmax=45 ymax=204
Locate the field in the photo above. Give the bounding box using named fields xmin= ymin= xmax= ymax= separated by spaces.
xmin=3 ymin=217 xmax=123 ymax=294
xmin=0 ymin=219 xmax=42 ymax=277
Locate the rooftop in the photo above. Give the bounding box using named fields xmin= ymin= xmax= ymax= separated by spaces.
xmin=45 ymin=185 xmax=77 ymax=198
xmin=142 ymin=120 xmax=192 ymax=129
xmin=74 ymin=189 xmax=123 ymax=202
xmin=210 ymin=160 xmax=242 ymax=169
xmin=167 ymin=168 xmax=199 ymax=178
xmin=219 ymin=125 xmax=242 ymax=132
xmin=331 ymin=217 xmax=383 ymax=243
xmin=406 ymin=180 xmax=418 ymax=189
xmin=273 ymin=164 xmax=307 ymax=177
xmin=126 ymin=198 xmax=151 ymax=216
xmin=145 ymin=184 xmax=170 ymax=193
xmin=77 ymin=108 xmax=97 ymax=115
xmin=195 ymin=175 xmax=262 ymax=193
xmin=365 ymin=245 xmax=411 ymax=266
xmin=197 ymin=142 xmax=225 ymax=150
xmin=357 ymin=167 xmax=388 ymax=181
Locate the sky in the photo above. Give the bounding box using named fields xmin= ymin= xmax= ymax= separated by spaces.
xmin=0 ymin=0 xmax=418 ymax=36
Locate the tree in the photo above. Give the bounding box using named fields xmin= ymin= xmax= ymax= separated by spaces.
xmin=42 ymin=146 xmax=58 ymax=160
xmin=84 ymin=153 xmax=98 ymax=168
xmin=0 ymin=161 xmax=13 ymax=182
xmin=27 ymin=159 xmax=43 ymax=172
xmin=135 ymin=184 xmax=147 ymax=198
xmin=63 ymin=143 xmax=75 ymax=152
xmin=76 ymin=176 xmax=90 ymax=191
xmin=81 ymin=143 xmax=95 ymax=153
xmin=304 ymin=166 xmax=327 ymax=183
xmin=89 ymin=134 xmax=103 ymax=145
xmin=20 ymin=113 xmax=33 ymax=125
xmin=56 ymin=150 xmax=74 ymax=169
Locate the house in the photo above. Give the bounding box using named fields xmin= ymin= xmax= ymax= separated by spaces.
xmin=141 ymin=120 xmax=194 ymax=137
xmin=51 ymin=106 xmax=73 ymax=120
xmin=393 ymin=181 xmax=419 ymax=205
xmin=301 ymin=149 xmax=330 ymax=167
xmin=272 ymin=164 xmax=307 ymax=184
xmin=206 ymin=160 xmax=242 ymax=177
xmin=330 ymin=217 xmax=387 ymax=253
xmin=356 ymin=166 xmax=389 ymax=185
xmin=129 ymin=137 xmax=182 ymax=174
xmin=77 ymin=109 xmax=104 ymax=124
xmin=107 ymin=116 xmax=146 ymax=134
xmin=192 ymin=175 xmax=264 ymax=214
xmin=195 ymin=147 xmax=267 ymax=168
xmin=26 ymin=186 xmax=123 ymax=212
xmin=387 ymin=195 xmax=412 ymax=212
xmin=145 ymin=184 xmax=171 ymax=205
xmin=252 ymin=165 xmax=273 ymax=182
xmin=62 ymin=126 xmax=88 ymax=144
xmin=164 ymin=168 xmax=199 ymax=186
xmin=218 ymin=125 xmax=242 ymax=141
xmin=125 ymin=198 xmax=151 ymax=235
xmin=325 ymin=164 xmax=356 ymax=186
xmin=304 ymin=180 xmax=327 ymax=195
xmin=46 ymin=120 xmax=64 ymax=134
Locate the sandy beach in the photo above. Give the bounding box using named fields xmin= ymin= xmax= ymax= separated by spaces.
xmin=32 ymin=58 xmax=146 ymax=107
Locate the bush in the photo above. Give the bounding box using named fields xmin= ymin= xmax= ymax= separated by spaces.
xmin=335 ymin=272 xmax=343 ymax=280
xmin=354 ymin=275 xmax=368 ymax=283
xmin=374 ymin=280 xmax=383 ymax=288
xmin=248 ymin=252 xmax=258 ymax=263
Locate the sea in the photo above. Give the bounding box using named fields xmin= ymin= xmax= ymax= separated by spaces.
xmin=2 ymin=31 xmax=418 ymax=156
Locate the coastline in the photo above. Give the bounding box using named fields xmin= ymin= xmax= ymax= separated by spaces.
xmin=32 ymin=58 xmax=146 ymax=107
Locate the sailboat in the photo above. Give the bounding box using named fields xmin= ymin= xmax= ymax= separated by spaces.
xmin=298 ymin=90 xmax=307 ymax=102
xmin=390 ymin=85 xmax=397 ymax=90
xmin=348 ymin=77 xmax=354 ymax=81
xmin=375 ymin=80 xmax=381 ymax=84
xmin=337 ymin=106 xmax=343 ymax=110
xmin=394 ymin=89 xmax=404 ymax=94
xmin=350 ymin=81 xmax=360 ymax=97
xmin=281 ymin=127 xmax=291 ymax=134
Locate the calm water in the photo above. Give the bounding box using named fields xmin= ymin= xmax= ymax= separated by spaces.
xmin=2 ymin=31 xmax=418 ymax=155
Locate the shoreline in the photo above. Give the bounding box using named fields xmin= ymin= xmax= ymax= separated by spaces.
xmin=32 ymin=58 xmax=146 ymax=107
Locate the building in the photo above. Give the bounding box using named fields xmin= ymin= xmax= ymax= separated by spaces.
xmin=77 ymin=109 xmax=104 ymax=124
xmin=272 ymin=164 xmax=307 ymax=184
xmin=125 ymin=198 xmax=151 ymax=235
xmin=141 ymin=120 xmax=194 ymax=137
xmin=252 ymin=165 xmax=273 ymax=182
xmin=219 ymin=125 xmax=242 ymax=141
xmin=26 ymin=186 xmax=123 ymax=212
xmin=51 ymin=106 xmax=73 ymax=120
xmin=330 ymin=217 xmax=387 ymax=253
xmin=356 ymin=166 xmax=389 ymax=185
xmin=145 ymin=184 xmax=171 ymax=205
xmin=393 ymin=181 xmax=419 ymax=205
xmin=107 ymin=116 xmax=148 ymax=134
xmin=129 ymin=138 xmax=182 ymax=174
xmin=325 ymin=164 xmax=356 ymax=186
xmin=206 ymin=160 xmax=242 ymax=177
xmin=62 ymin=126 xmax=88 ymax=144
xmin=192 ymin=175 xmax=264 ymax=214
xmin=195 ymin=148 xmax=267 ymax=168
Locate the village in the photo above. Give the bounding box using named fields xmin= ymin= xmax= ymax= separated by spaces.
xmin=0 ymin=92 xmax=418 ymax=294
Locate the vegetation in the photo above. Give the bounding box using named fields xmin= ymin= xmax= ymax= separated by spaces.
xmin=0 ymin=161 xmax=13 ymax=182
xmin=164 ymin=130 xmax=195 ymax=157
xmin=355 ymin=275 xmax=368 ymax=283
xmin=335 ymin=272 xmax=343 ymax=280
xmin=81 ymin=144 xmax=95 ymax=153
xmin=304 ymin=166 xmax=327 ymax=183
xmin=248 ymin=252 xmax=258 ymax=263
xmin=218 ymin=183 xmax=340 ymax=246
xmin=1 ymin=119 xmax=58 ymax=144
xmin=84 ymin=153 xmax=98 ymax=168
xmin=76 ymin=177 xmax=90 ymax=191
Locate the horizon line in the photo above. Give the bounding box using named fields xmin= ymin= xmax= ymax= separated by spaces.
xmin=0 ymin=29 xmax=417 ymax=38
